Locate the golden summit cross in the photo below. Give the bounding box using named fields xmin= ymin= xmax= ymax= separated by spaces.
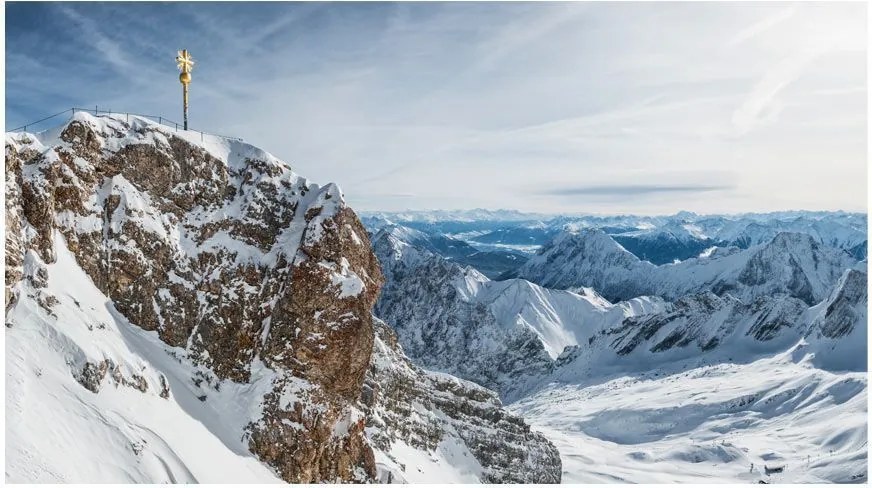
xmin=175 ymin=49 xmax=194 ymax=130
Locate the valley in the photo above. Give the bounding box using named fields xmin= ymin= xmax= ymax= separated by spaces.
xmin=363 ymin=208 xmax=868 ymax=484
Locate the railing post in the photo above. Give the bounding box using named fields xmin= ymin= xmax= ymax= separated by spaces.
xmin=95 ymin=105 xmax=98 ymax=115
xmin=159 ymin=116 xmax=162 ymax=125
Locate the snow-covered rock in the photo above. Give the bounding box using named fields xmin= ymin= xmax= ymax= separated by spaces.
xmin=363 ymin=319 xmax=561 ymax=483
xmin=801 ymin=269 xmax=868 ymax=371
xmin=513 ymin=229 xmax=858 ymax=305
xmin=372 ymin=225 xmax=664 ymax=401
xmin=372 ymin=226 xmax=554 ymax=400
xmin=5 ymin=113 xmax=560 ymax=483
xmin=7 ymin=112 xmax=382 ymax=481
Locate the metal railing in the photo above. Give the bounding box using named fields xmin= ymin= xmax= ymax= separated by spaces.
xmin=7 ymin=106 xmax=243 ymax=142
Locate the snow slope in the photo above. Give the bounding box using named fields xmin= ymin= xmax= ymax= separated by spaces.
xmin=512 ymin=351 xmax=867 ymax=484
xmin=6 ymin=233 xmax=283 ymax=483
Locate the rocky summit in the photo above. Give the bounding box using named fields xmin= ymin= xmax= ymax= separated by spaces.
xmin=5 ymin=112 xmax=561 ymax=483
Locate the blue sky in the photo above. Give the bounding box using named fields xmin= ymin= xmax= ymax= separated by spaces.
xmin=5 ymin=2 xmax=867 ymax=214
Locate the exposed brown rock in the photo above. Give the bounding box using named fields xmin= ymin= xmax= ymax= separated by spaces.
xmin=5 ymin=113 xmax=384 ymax=482
xmin=5 ymin=113 xmax=561 ymax=483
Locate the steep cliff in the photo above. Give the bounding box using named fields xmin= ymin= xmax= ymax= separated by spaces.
xmin=5 ymin=112 xmax=560 ymax=483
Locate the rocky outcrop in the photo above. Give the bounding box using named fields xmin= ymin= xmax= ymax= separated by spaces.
xmin=4 ymin=141 xmax=26 ymax=309
xmin=800 ymin=268 xmax=868 ymax=371
xmin=6 ymin=112 xmax=561 ymax=483
xmin=363 ymin=319 xmax=562 ymax=483
xmin=812 ymin=269 xmax=867 ymax=340
xmin=7 ymin=113 xmax=383 ymax=482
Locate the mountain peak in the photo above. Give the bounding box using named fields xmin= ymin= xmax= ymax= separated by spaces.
xmin=7 ymin=113 xmax=560 ymax=483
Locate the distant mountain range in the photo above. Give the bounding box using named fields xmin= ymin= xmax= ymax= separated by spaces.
xmin=361 ymin=209 xmax=867 ymax=267
xmin=364 ymin=210 xmax=867 ymax=483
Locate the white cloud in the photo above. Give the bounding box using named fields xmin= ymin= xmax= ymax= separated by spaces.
xmin=6 ymin=2 xmax=867 ymax=214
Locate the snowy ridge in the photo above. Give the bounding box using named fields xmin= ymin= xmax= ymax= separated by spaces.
xmin=514 ymin=229 xmax=858 ymax=305
xmin=373 ymin=225 xmax=665 ymax=400
xmin=6 ymin=113 xmax=561 ymax=483
xmin=369 ymin=218 xmax=866 ymax=484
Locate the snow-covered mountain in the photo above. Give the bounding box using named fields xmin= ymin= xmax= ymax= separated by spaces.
xmin=368 ymin=224 xmax=527 ymax=278
xmin=5 ymin=112 xmax=561 ymax=483
xmin=369 ymin=217 xmax=866 ymax=483
xmin=698 ymin=214 xmax=867 ymax=257
xmin=512 ymin=229 xmax=858 ymax=305
xmin=363 ymin=210 xmax=867 ymax=267
xmin=543 ymin=268 xmax=866 ymax=380
xmin=372 ymin=225 xmax=665 ymax=400
xmin=510 ymin=267 xmax=867 ymax=483
xmin=611 ymin=220 xmax=715 ymax=265
xmin=506 ymin=229 xmax=658 ymax=301
xmin=371 ymin=225 xmax=554 ymax=399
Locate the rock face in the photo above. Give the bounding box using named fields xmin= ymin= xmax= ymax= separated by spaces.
xmin=372 ymin=226 xmax=555 ymax=399
xmin=6 ymin=112 xmax=382 ymax=481
xmin=5 ymin=112 xmax=561 ymax=483
xmin=814 ymin=269 xmax=867 ymax=340
xmin=372 ymin=224 xmax=664 ymax=401
xmin=598 ymin=292 xmax=809 ymax=359
xmin=801 ymin=268 xmax=868 ymax=371
xmin=363 ymin=319 xmax=562 ymax=483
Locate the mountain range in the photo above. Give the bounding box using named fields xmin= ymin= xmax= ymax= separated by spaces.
xmin=366 ymin=214 xmax=867 ymax=483
xmin=6 ymin=112 xmax=866 ymax=484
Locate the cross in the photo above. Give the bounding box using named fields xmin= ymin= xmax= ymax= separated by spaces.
xmin=176 ymin=49 xmax=194 ymax=74
xmin=176 ymin=49 xmax=193 ymax=130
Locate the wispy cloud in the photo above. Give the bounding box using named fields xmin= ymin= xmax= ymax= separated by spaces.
xmin=55 ymin=5 xmax=135 ymax=75
xmin=546 ymin=184 xmax=734 ymax=197
xmin=5 ymin=2 xmax=867 ymax=215
xmin=727 ymin=6 xmax=795 ymax=47
xmin=731 ymin=47 xmax=826 ymax=134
